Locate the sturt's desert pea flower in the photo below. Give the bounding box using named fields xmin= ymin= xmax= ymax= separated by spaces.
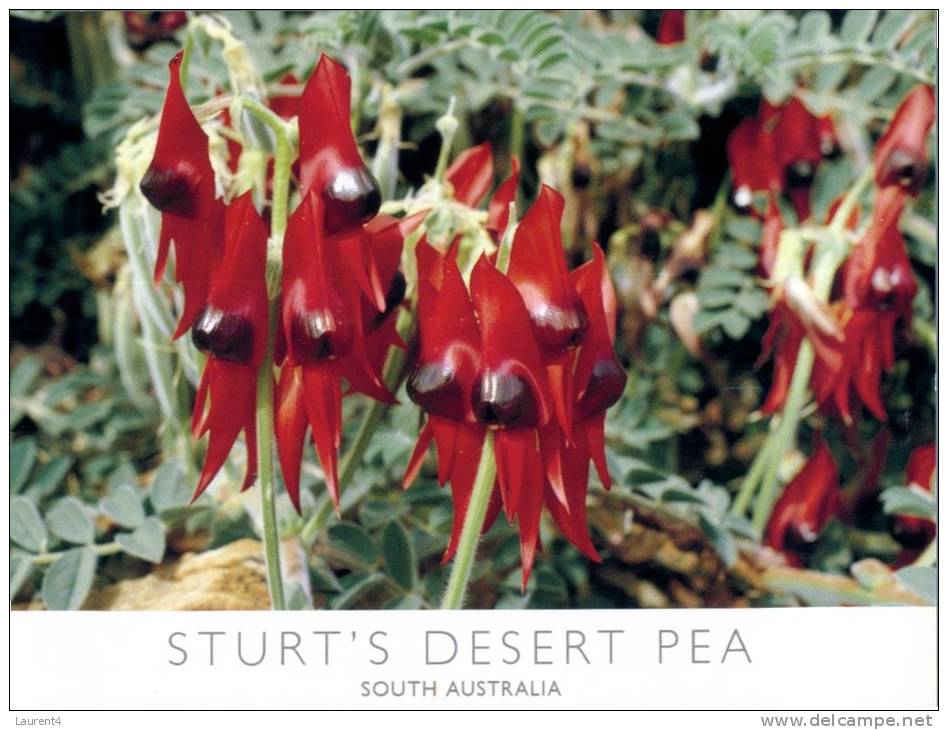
xmin=893 ymin=444 xmax=936 ymax=548
xmin=764 ymin=440 xmax=840 ymax=564
xmin=656 ymin=10 xmax=686 ymax=45
xmin=274 ymin=194 xmax=424 ymax=512
xmin=444 ymin=141 xmax=521 ymax=242
xmin=811 ymin=188 xmax=917 ymax=423
xmin=404 ymin=190 xmax=625 ymax=586
xmin=874 ymin=84 xmax=936 ymax=195
xmin=139 ymin=51 xmax=224 ymax=338
xmin=299 ymin=54 xmax=382 ymax=234
xmin=189 ymin=192 xmax=269 ymax=498
xmin=726 ymin=96 xmax=837 ymax=220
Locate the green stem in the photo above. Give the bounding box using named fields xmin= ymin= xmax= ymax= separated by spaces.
xmin=241 ymin=98 xmax=292 ymax=239
xmin=256 ymin=300 xmax=285 ymax=610
xmin=780 ymin=50 xmax=933 ymax=86
xmin=33 ymin=542 xmax=123 ymax=566
xmin=751 ymin=340 xmax=815 ymax=533
xmin=731 ymin=420 xmax=779 ymax=518
xmin=441 ymin=432 xmax=497 ymax=609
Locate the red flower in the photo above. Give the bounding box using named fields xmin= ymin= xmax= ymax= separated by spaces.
xmin=274 ymin=194 xmax=422 ymax=511
xmin=298 ymin=54 xmax=381 ymax=233
xmin=445 ymin=142 xmax=521 ymax=242
xmin=404 ymin=190 xmax=625 ymax=586
xmin=140 ymin=51 xmax=224 ymax=338
xmin=656 ymin=10 xmax=686 ymax=45
xmin=189 ymin=192 xmax=269 ymax=499
xmin=894 ymin=444 xmax=936 ymax=548
xmin=764 ymin=440 xmax=840 ymax=564
xmin=726 ymin=96 xmax=836 ymax=220
xmin=874 ymin=85 xmax=935 ymax=194
xmin=811 ymin=188 xmax=917 ymax=423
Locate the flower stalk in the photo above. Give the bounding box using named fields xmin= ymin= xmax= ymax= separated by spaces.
xmin=440 ymin=431 xmax=497 ymax=609
xmin=239 ymin=95 xmax=296 ymax=610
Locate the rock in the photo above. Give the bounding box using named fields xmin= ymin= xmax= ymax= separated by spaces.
xmin=83 ymin=539 xmax=270 ymax=610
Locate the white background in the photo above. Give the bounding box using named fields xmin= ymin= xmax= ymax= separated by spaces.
xmin=9 ymin=607 xmax=936 ymax=710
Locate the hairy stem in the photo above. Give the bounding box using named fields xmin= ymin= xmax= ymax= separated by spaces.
xmin=256 ymin=300 xmax=285 ymax=610
xmin=441 ymin=432 xmax=497 ymax=609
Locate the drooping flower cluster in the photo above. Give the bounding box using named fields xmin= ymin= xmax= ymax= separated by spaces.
xmin=141 ymin=52 xmax=414 ymax=506
xmin=404 ymin=182 xmax=626 ymax=586
xmin=758 ymin=85 xmax=934 ymax=424
xmin=727 ymin=95 xmax=837 ymax=222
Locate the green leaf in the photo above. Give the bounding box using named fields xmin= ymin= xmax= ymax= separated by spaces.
xmin=10 ymin=355 xmax=43 ymax=428
xmin=691 ymin=309 xmax=730 ymax=335
xmin=880 ymin=486 xmax=935 ymax=519
xmin=699 ymin=267 xmax=749 ymax=289
xmin=11 ymin=550 xmax=34 ymax=598
xmin=25 ymin=456 xmax=74 ymax=502
xmin=11 ymin=438 xmax=37 ymax=494
xmin=734 ymin=287 xmax=770 ymax=318
xmin=328 ymin=522 xmax=379 ymax=567
xmin=11 ymin=496 xmax=48 ymax=553
xmin=798 ymin=11 xmax=831 ymax=42
xmin=115 ymin=517 xmax=166 ymax=564
xmin=856 ymin=66 xmax=896 ymax=104
xmin=840 ymin=10 xmax=878 ymax=45
xmin=698 ymin=512 xmax=738 ymax=567
xmin=149 ymin=459 xmax=193 ymax=513
xmin=11 ymin=355 xmax=43 ymax=398
xmin=40 ymin=546 xmax=97 ymax=610
xmin=382 ymin=520 xmax=417 ymax=590
xmin=725 ymin=216 xmax=763 ymax=243
xmin=717 ymin=243 xmax=758 ymax=270
xmin=721 ymin=310 xmax=752 ymax=339
xmin=358 ymin=498 xmax=407 ymax=529
xmin=871 ymin=11 xmax=915 ymax=50
xmin=895 ymin=566 xmax=935 ymax=605
xmin=46 ymin=496 xmax=95 ymax=545
xmin=100 ymin=483 xmax=146 ymax=529
xmin=329 ymin=572 xmax=386 ymax=609
xmin=697 ymin=288 xmax=736 ymax=310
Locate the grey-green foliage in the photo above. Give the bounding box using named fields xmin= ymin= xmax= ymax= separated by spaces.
xmin=8 ymin=414 xmax=208 ymax=607
xmin=694 ymin=217 xmax=769 ymax=341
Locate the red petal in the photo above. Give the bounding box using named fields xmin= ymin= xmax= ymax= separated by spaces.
xmin=470 ymin=255 xmax=551 ymax=428
xmin=301 ymin=363 xmax=343 ymax=508
xmin=727 ymin=116 xmax=781 ymax=201
xmin=404 ymin=420 xmax=435 ymax=489
xmin=874 ymin=85 xmax=935 ymax=193
xmin=508 ymin=185 xmax=588 ymax=358
xmin=192 ymin=359 xmax=257 ymax=500
xmin=446 ymin=142 xmax=494 ymax=208
xmin=764 ymin=439 xmax=839 ymax=553
xmin=275 ymin=365 xmax=308 ymax=513
xmin=269 ymin=72 xmax=300 ymax=120
xmin=656 ymin=10 xmax=686 ymax=45
xmin=758 ymin=191 xmax=783 ymax=279
xmin=514 ymin=433 xmax=545 ymax=590
xmin=435 ymin=419 xmax=488 ymax=562
xmin=298 ymin=54 xmax=380 ymax=232
xmin=203 ymin=193 xmax=270 ymax=366
xmin=283 ymin=192 xmax=352 ymax=366
xmin=487 ymin=155 xmax=520 ymax=241
xmin=543 ymin=422 xmax=601 ymax=562
xmin=141 ymin=51 xmax=216 ymax=222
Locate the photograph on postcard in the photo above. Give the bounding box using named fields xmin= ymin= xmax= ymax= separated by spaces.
xmin=9 ymin=10 xmax=936 ymax=618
